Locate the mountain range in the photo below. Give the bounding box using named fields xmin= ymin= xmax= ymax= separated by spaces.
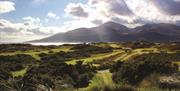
xmin=30 ymin=21 xmax=180 ymax=42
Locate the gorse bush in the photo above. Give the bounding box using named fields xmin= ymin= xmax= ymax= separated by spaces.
xmin=111 ymin=53 xmax=179 ymax=85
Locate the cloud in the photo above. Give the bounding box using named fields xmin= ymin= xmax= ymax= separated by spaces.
xmin=91 ymin=20 xmax=103 ymax=25
xmin=151 ymin=0 xmax=180 ymax=15
xmin=89 ymin=0 xmax=133 ymax=16
xmin=0 ymin=17 xmax=67 ymax=42
xmin=125 ymin=0 xmax=180 ymax=24
xmin=64 ymin=0 xmax=139 ymax=28
xmin=0 ymin=1 xmax=15 ymax=14
xmin=47 ymin=12 xmax=59 ymax=20
xmin=62 ymin=0 xmax=180 ymax=30
xmin=65 ymin=3 xmax=89 ymax=18
xmin=2 ymin=0 xmax=180 ymax=42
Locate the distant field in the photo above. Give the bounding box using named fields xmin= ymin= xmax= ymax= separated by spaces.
xmin=0 ymin=46 xmax=72 ymax=60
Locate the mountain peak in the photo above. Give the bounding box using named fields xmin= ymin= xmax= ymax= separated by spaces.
xmin=101 ymin=21 xmax=126 ymax=27
xmin=30 ymin=22 xmax=180 ymax=42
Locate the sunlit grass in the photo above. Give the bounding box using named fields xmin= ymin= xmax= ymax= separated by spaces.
xmin=0 ymin=46 xmax=72 ymax=60
xmin=173 ymin=61 xmax=180 ymax=71
xmin=11 ymin=67 xmax=28 ymax=78
xmin=114 ymin=48 xmax=158 ymax=61
xmin=94 ymin=43 xmax=121 ymax=48
xmin=79 ymin=70 xmax=114 ymax=91
xmin=66 ymin=50 xmax=123 ymax=64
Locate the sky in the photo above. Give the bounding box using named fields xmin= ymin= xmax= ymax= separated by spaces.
xmin=0 ymin=0 xmax=180 ymax=43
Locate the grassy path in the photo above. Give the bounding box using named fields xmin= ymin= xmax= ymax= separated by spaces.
xmin=78 ymin=70 xmax=114 ymax=91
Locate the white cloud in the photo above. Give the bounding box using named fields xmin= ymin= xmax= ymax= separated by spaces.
xmin=47 ymin=12 xmax=59 ymax=20
xmin=0 ymin=1 xmax=15 ymax=14
xmin=65 ymin=3 xmax=89 ymax=18
xmin=125 ymin=0 xmax=180 ymax=23
xmin=64 ymin=0 xmax=180 ymax=28
xmin=2 ymin=0 xmax=180 ymax=42
xmin=0 ymin=17 xmax=67 ymax=42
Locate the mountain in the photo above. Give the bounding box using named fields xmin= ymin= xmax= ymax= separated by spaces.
xmin=30 ymin=22 xmax=180 ymax=42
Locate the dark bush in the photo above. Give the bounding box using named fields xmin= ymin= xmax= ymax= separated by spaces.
xmin=111 ymin=53 xmax=179 ymax=85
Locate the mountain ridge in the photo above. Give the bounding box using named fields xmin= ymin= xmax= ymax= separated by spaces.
xmin=30 ymin=21 xmax=180 ymax=42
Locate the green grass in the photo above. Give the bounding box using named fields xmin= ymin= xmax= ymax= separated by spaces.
xmin=79 ymin=70 xmax=114 ymax=91
xmin=115 ymin=48 xmax=158 ymax=61
xmin=11 ymin=67 xmax=28 ymax=78
xmin=66 ymin=50 xmax=123 ymax=64
xmin=0 ymin=46 xmax=72 ymax=60
xmin=94 ymin=43 xmax=121 ymax=48
xmin=66 ymin=47 xmax=159 ymax=65
xmin=173 ymin=61 xmax=180 ymax=71
xmin=109 ymin=43 xmax=122 ymax=48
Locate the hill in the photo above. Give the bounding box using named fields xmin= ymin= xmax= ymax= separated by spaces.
xmin=30 ymin=22 xmax=180 ymax=42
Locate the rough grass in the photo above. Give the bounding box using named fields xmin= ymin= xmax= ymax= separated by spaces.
xmin=93 ymin=43 xmax=121 ymax=48
xmin=11 ymin=67 xmax=28 ymax=78
xmin=114 ymin=48 xmax=158 ymax=62
xmin=66 ymin=50 xmax=123 ymax=64
xmin=78 ymin=70 xmax=114 ymax=91
xmin=66 ymin=47 xmax=159 ymax=65
xmin=0 ymin=47 xmax=72 ymax=60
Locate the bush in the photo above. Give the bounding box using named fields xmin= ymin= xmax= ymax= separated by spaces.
xmin=111 ymin=53 xmax=179 ymax=85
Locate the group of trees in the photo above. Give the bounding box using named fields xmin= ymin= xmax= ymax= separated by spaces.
xmin=0 ymin=54 xmax=36 ymax=72
xmin=158 ymin=42 xmax=180 ymax=51
xmin=110 ymin=52 xmax=179 ymax=88
xmin=39 ymin=51 xmax=91 ymax=62
xmin=122 ymin=41 xmax=155 ymax=49
xmin=71 ymin=44 xmax=113 ymax=54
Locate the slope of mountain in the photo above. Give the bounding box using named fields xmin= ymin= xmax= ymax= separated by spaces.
xmin=30 ymin=22 xmax=180 ymax=42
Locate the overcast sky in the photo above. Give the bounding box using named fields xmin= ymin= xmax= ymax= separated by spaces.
xmin=0 ymin=0 xmax=180 ymax=42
